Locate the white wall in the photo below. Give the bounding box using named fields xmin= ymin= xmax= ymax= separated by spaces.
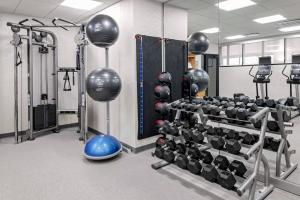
xmin=219 ymin=65 xmax=291 ymax=99
xmin=0 ymin=13 xmax=78 ymax=134
xmin=85 ymin=0 xmax=187 ymax=148
xmin=206 ymin=42 xmax=218 ymax=54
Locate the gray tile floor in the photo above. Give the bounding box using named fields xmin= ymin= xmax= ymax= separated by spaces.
xmin=0 ymin=124 xmax=300 ymax=200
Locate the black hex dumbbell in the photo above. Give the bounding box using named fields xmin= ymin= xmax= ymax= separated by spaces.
xmin=225 ymin=129 xmax=239 ymax=140
xmin=182 ymin=129 xmax=204 ymax=144
xmin=160 ymin=121 xmax=180 ymax=136
xmin=199 ymin=150 xmax=214 ymax=164
xmin=213 ymin=155 xmax=230 ymax=170
xmin=255 ymin=98 xmax=265 ymax=107
xmin=202 ymin=164 xmax=219 ymax=183
xmin=240 ymin=131 xmax=258 ymax=145
xmin=271 ymin=111 xmax=290 ymax=122
xmin=202 ymin=104 xmax=212 ymax=114
xmin=210 ymin=105 xmax=221 ymax=116
xmin=265 ymin=99 xmax=277 ymax=108
xmin=163 ymin=143 xmax=187 ymax=163
xmin=176 ymin=147 xmax=202 ymax=174
xmin=236 ymin=103 xmax=258 ymax=120
xmin=269 ymin=139 xmax=290 ymax=152
xmin=210 ymin=136 xmax=225 ymax=150
xmin=286 ymin=97 xmax=298 ymax=106
xmin=235 ymin=101 xmax=246 ymax=108
xmin=267 ymin=121 xmax=280 ymax=132
xmin=253 ymin=120 xmax=262 ymax=129
xmin=154 ymin=140 xmax=177 ymax=159
xmin=225 ymin=106 xmax=238 ymax=118
xmin=225 ymin=139 xmax=241 ymax=155
xmin=217 ymin=170 xmax=237 ymax=190
xmin=228 ymin=160 xmax=247 ymax=177
xmin=220 ymin=100 xmax=235 ymax=109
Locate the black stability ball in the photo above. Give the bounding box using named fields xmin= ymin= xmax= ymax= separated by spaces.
xmin=86 ymin=14 xmax=119 ymax=48
xmin=184 ymin=69 xmax=209 ymax=91
xmin=188 ymin=32 xmax=209 ymax=55
xmin=86 ymin=68 xmax=122 ymax=102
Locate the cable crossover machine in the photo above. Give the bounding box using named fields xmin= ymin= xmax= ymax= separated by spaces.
xmin=7 ymin=18 xmax=83 ymax=143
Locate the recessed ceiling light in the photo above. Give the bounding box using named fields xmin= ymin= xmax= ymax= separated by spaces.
xmin=254 ymin=15 xmax=286 ymax=24
xmin=216 ymin=0 xmax=256 ymax=11
xmin=225 ymin=35 xmax=246 ymax=40
xmin=200 ymin=27 xmax=220 ymax=34
xmin=61 ymin=0 xmax=102 ymax=10
xmin=279 ymin=25 xmax=300 ymax=32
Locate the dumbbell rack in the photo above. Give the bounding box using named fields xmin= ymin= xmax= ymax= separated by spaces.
xmin=206 ymin=102 xmax=300 ymax=195
xmin=151 ymin=100 xmax=274 ymax=200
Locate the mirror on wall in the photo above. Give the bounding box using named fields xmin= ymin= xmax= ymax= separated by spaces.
xmin=165 ymin=0 xmax=221 ymax=97
xmin=164 ymin=0 xmax=300 ymax=193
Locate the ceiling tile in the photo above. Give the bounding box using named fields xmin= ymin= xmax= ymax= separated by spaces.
xmin=15 ymin=0 xmax=59 ymax=18
xmin=258 ymin=0 xmax=300 ymax=10
xmin=168 ymin=0 xmax=212 ymax=10
xmin=232 ymin=5 xmax=269 ymax=18
xmin=0 ymin=0 xmax=21 ymax=13
xmin=46 ymin=6 xmax=87 ymax=21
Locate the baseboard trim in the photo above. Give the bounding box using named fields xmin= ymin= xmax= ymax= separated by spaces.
xmin=0 ymin=132 xmax=14 ymax=138
xmin=87 ymin=127 xmax=155 ymax=154
xmin=60 ymin=123 xmax=79 ymax=129
xmin=0 ymin=123 xmax=79 ymax=139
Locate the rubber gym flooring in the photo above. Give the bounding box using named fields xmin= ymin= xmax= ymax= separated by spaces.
xmin=0 ymin=124 xmax=300 ymax=200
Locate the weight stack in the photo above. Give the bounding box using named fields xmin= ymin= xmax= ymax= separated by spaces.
xmin=33 ymin=104 xmax=56 ymax=131
xmin=47 ymin=104 xmax=56 ymax=128
xmin=33 ymin=105 xmax=46 ymax=131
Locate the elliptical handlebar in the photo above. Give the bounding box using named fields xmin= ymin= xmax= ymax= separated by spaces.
xmin=267 ymin=69 xmax=273 ymax=79
xmin=282 ymin=65 xmax=290 ymax=79
xmin=249 ymin=65 xmax=255 ymax=78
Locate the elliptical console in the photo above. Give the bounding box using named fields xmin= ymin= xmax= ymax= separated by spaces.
xmin=249 ymin=56 xmax=272 ymax=99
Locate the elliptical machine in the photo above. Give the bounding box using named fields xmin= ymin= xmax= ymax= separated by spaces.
xmin=249 ymin=56 xmax=272 ymax=101
xmin=282 ymin=54 xmax=300 ymax=107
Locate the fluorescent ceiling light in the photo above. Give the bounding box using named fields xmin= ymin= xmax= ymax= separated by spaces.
xmin=254 ymin=15 xmax=286 ymax=24
xmin=216 ymin=0 xmax=256 ymax=11
xmin=61 ymin=0 xmax=102 ymax=10
xmin=288 ymin=34 xmax=300 ymax=38
xmin=200 ymin=27 xmax=219 ymax=34
xmin=225 ymin=35 xmax=246 ymax=40
xmin=279 ymin=25 xmax=300 ymax=32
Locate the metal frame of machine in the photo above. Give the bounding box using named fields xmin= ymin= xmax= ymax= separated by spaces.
xmin=7 ymin=18 xmax=80 ymax=143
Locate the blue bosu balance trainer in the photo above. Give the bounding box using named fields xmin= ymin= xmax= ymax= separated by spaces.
xmin=84 ymin=135 xmax=122 ymax=160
